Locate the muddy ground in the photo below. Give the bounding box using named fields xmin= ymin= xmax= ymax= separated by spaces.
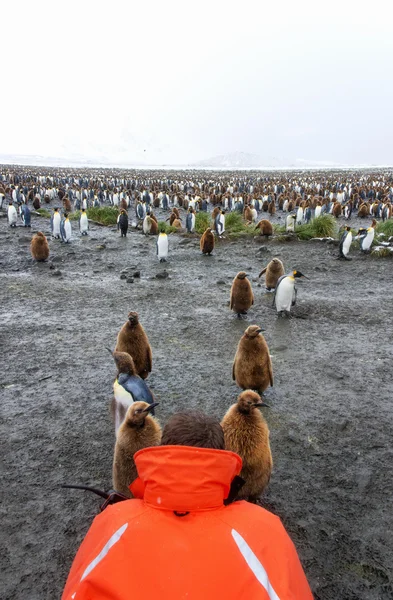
xmin=1 ymin=204 xmax=393 ymax=600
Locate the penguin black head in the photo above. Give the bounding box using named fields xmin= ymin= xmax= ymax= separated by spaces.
xmin=237 ymin=390 xmax=270 ymax=415
xmin=64 ymin=212 xmax=69 ymax=218
xmin=293 ymin=270 xmax=309 ymax=279
xmin=236 ymin=271 xmax=248 ymax=280
xmin=127 ymin=311 xmax=139 ymax=326
xmin=344 ymin=226 xmax=351 ymax=232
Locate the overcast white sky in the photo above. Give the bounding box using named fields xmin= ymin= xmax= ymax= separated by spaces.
xmin=2 ymin=0 xmax=392 ymax=166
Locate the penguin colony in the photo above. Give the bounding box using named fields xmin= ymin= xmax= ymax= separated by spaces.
xmin=2 ymin=166 xmax=393 ymax=504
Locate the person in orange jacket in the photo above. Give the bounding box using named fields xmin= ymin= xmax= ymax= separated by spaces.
xmin=62 ymin=412 xmax=313 ymax=600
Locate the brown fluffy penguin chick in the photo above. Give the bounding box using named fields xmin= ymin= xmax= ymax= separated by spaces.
xmin=230 ymin=272 xmax=254 ymax=317
xmin=200 ymin=227 xmax=215 ymax=255
xmin=172 ymin=207 xmax=180 ymax=219
xmin=172 ymin=218 xmax=182 ymax=229
xmin=149 ymin=218 xmax=158 ymax=235
xmin=258 ymin=258 xmax=284 ymax=290
xmin=30 ymin=232 xmax=49 ymax=261
xmin=115 ymin=312 xmax=152 ymax=379
xmin=255 ymin=219 xmax=273 ymax=237
xmin=221 ymin=390 xmax=272 ymax=501
xmin=358 ymin=203 xmax=369 ymax=218
xmin=232 ymin=325 xmax=273 ymax=392
xmin=243 ymin=205 xmax=253 ymax=223
xmin=112 ymin=401 xmax=161 ymax=497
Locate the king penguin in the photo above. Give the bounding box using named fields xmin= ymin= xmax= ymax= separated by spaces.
xmin=19 ymin=203 xmax=31 ymax=227
xmin=273 ymin=270 xmax=309 ymax=316
xmin=79 ymin=208 xmax=89 ymax=235
xmin=339 ymin=226 xmax=353 ymax=260
xmin=8 ymin=202 xmax=17 ymax=227
xmin=286 ymin=213 xmax=297 ymax=232
xmin=157 ymin=231 xmax=169 ymax=262
xmin=356 ymin=219 xmax=376 ymax=253
xmin=186 ymin=207 xmax=196 ymax=233
xmin=108 ymin=349 xmax=157 ymax=435
xmin=60 ymin=212 xmax=72 ymax=243
xmin=51 ymin=207 xmax=61 ymax=239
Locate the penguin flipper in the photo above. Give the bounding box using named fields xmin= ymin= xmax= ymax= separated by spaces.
xmin=232 ymin=360 xmax=236 ymax=381
xmin=229 ymin=293 xmax=234 ymax=310
xmin=258 ymin=267 xmax=267 ymax=278
xmin=146 ymin=347 xmax=152 ymax=373
xmin=268 ymin=361 xmax=274 ymax=387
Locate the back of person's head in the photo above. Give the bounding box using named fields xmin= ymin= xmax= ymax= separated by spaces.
xmin=161 ymin=412 xmax=225 ymax=450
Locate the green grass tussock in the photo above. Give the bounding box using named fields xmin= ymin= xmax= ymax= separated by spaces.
xmin=195 ymin=212 xmax=211 ymax=234
xmin=85 ymin=207 xmax=119 ymax=225
xmin=225 ymin=212 xmax=247 ymax=233
xmin=296 ymin=214 xmax=337 ymax=240
xmin=376 ymin=220 xmax=393 ymax=236
xmin=35 ymin=208 xmax=51 ymax=218
xmin=158 ymin=221 xmax=178 ymax=234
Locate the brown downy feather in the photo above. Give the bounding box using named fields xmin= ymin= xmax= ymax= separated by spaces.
xmin=115 ymin=312 xmax=152 ymax=379
xmin=232 ymin=325 xmax=273 ymax=392
xmin=30 ymin=232 xmax=49 ymax=261
xmin=258 ymin=258 xmax=284 ymax=289
xmin=255 ymin=219 xmax=273 ymax=237
xmin=230 ymin=272 xmax=254 ymax=316
xmin=222 ymin=390 xmax=272 ymax=501
xmin=200 ymin=227 xmax=215 ymax=255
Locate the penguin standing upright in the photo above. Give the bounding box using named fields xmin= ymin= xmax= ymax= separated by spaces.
xmin=232 ymin=326 xmax=273 ymax=393
xmin=108 ymin=350 xmax=157 ymax=434
xmin=115 ymin=311 xmax=152 ymax=379
xmin=258 ymin=258 xmax=284 ymax=291
xmin=117 ymin=209 xmax=128 ymax=237
xmin=230 ymin=272 xmax=254 ymax=318
xmin=19 ymin=203 xmax=31 ymax=227
xmin=60 ymin=212 xmax=72 ymax=243
xmin=339 ymin=226 xmax=353 ymax=260
xmin=200 ymin=227 xmax=215 ymax=255
xmin=186 ymin=208 xmax=196 ymax=233
xmin=8 ymin=202 xmax=17 ymax=227
xmin=156 ymin=232 xmax=169 ymax=262
xmin=221 ymin=390 xmax=272 ymax=502
xmin=30 ymin=232 xmax=50 ymax=261
xmin=286 ymin=214 xmax=297 ymax=232
xmin=79 ymin=208 xmax=89 ymax=235
xmin=215 ymin=209 xmax=225 ymax=237
xmin=51 ymin=208 xmax=61 ymax=239
xmin=356 ymin=219 xmax=376 ymax=253
xmin=273 ymin=270 xmax=308 ymax=316
xmin=112 ymin=401 xmax=161 ymax=497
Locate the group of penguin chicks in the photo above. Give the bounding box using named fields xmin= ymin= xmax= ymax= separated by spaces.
xmin=110 ymin=311 xmax=274 ymax=503
xmin=230 ymin=259 xmax=308 ymax=318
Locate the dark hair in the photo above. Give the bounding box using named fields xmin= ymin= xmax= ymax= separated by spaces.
xmin=161 ymin=412 xmax=225 ymax=450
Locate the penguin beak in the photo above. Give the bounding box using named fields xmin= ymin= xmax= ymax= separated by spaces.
xmin=301 ymin=275 xmax=310 ymax=280
xmin=143 ymin=402 xmax=159 ymax=413
xmin=255 ymin=402 xmax=270 ymax=408
xmin=106 ymin=347 xmax=114 ymax=355
xmin=256 ymin=328 xmax=265 ymax=333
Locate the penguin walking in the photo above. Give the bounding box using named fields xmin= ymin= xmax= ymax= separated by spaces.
xmin=8 ymin=202 xmax=17 ymax=227
xmin=79 ymin=208 xmax=89 ymax=235
xmin=156 ymin=231 xmax=169 ymax=262
xmin=30 ymin=232 xmax=49 ymax=261
xmin=19 ymin=203 xmax=31 ymax=227
xmin=200 ymin=227 xmax=215 ymax=255
xmin=258 ymin=258 xmax=284 ymax=291
xmin=230 ymin=272 xmax=254 ymax=318
xmin=286 ymin=213 xmax=296 ymax=232
xmin=112 ymin=401 xmax=161 ymax=498
xmin=356 ymin=219 xmax=376 ymax=253
xmin=221 ymin=390 xmax=272 ymax=502
xmin=273 ymin=270 xmax=308 ymax=316
xmin=186 ymin=208 xmax=196 ymax=233
xmin=115 ymin=311 xmax=152 ymax=380
xmin=60 ymin=212 xmax=72 ymax=243
xmin=338 ymin=226 xmax=353 ymax=260
xmin=117 ymin=209 xmax=128 ymax=237
xmin=51 ymin=208 xmax=61 ymax=239
xmin=232 ymin=326 xmax=273 ymax=393
xmin=108 ymin=350 xmax=157 ymax=435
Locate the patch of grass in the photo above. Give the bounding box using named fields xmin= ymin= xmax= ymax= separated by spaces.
xmin=371 ymin=247 xmax=393 ymax=258
xmin=273 ymin=223 xmax=286 ymax=234
xmin=195 ymin=212 xmax=211 ymax=234
xmin=85 ymin=206 xmax=119 ymax=225
xmin=376 ymin=220 xmax=393 ymax=236
xmin=225 ymin=212 xmax=247 ymax=233
xmin=158 ymin=221 xmax=178 ymax=234
xmin=35 ymin=208 xmax=51 ymax=218
xmin=296 ymin=214 xmax=337 ymax=240
xmin=68 ymin=211 xmax=80 ymax=221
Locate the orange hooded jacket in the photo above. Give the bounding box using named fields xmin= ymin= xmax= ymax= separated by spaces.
xmin=62 ymin=446 xmax=313 ymax=600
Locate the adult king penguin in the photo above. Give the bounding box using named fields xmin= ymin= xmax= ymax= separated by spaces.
xmin=108 ymin=349 xmax=157 ymax=435
xmin=51 ymin=207 xmax=61 ymax=239
xmin=157 ymin=231 xmax=169 ymax=262
xmin=117 ymin=209 xmax=128 ymax=237
xmin=339 ymin=226 xmax=353 ymax=260
xmin=60 ymin=212 xmax=72 ymax=243
xmin=273 ymin=270 xmax=309 ymax=316
xmin=19 ymin=203 xmax=31 ymax=227
xmin=286 ymin=213 xmax=296 ymax=232
xmin=8 ymin=202 xmax=17 ymax=227
xmin=186 ymin=207 xmax=196 ymax=233
xmin=79 ymin=208 xmax=89 ymax=235
xmin=356 ymin=219 xmax=377 ymax=253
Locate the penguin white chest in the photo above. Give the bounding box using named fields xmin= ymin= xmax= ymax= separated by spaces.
xmin=362 ymin=229 xmax=375 ymax=250
xmin=342 ymin=232 xmax=352 ymax=255
xmin=80 ymin=214 xmax=88 ymax=233
xmin=275 ymin=278 xmax=295 ymax=312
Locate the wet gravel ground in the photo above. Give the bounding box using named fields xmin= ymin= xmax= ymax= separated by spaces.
xmin=1 ymin=205 xmax=393 ymax=600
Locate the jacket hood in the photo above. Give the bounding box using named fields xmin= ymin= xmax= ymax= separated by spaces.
xmin=132 ymin=445 xmax=242 ymax=512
